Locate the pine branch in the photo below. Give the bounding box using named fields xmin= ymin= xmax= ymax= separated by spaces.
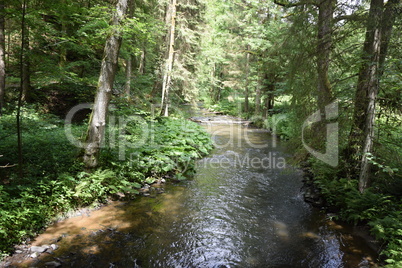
xmin=333 ymin=13 xmax=365 ymax=23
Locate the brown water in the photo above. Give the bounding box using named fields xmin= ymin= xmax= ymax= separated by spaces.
xmin=12 ymin=118 xmax=378 ymax=267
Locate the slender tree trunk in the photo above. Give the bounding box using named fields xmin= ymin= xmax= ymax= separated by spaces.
xmin=17 ymin=0 xmax=28 ymax=178
xmin=124 ymin=56 xmax=132 ymax=99
xmin=161 ymin=0 xmax=177 ymax=117
xmin=316 ymin=0 xmax=334 ymax=112
xmin=265 ymin=80 xmax=275 ymax=117
xmin=0 ymin=0 xmax=5 ymax=116
xmin=21 ymin=0 xmax=30 ymax=103
xmin=21 ymin=55 xmax=30 ymax=101
xmin=6 ymin=25 xmax=9 ymax=70
xmin=255 ymin=86 xmax=261 ymax=115
xmin=138 ymin=46 xmax=146 ymax=74
xmin=83 ymin=0 xmax=128 ymax=168
xmin=124 ymin=0 xmax=135 ymax=99
xmin=348 ymin=0 xmax=383 ymax=193
xmin=58 ymin=0 xmax=68 ymax=74
xmin=244 ymin=45 xmax=250 ymax=113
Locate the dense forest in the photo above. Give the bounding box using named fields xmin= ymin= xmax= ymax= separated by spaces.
xmin=0 ymin=0 xmax=401 ymax=266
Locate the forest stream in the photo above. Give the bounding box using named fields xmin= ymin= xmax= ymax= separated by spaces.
xmin=4 ymin=114 xmax=379 ymax=268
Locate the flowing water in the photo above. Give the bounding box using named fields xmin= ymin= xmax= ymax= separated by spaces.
xmin=10 ymin=117 xmax=378 ymax=267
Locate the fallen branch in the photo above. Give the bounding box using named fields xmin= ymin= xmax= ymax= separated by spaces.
xmin=0 ymin=163 xmax=17 ymax=168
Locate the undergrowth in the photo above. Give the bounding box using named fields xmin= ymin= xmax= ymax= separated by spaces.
xmin=310 ymin=156 xmax=402 ymax=267
xmin=0 ymin=103 xmax=213 ymax=258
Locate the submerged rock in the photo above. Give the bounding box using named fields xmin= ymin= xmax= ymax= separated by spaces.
xmin=44 ymin=261 xmax=62 ymax=267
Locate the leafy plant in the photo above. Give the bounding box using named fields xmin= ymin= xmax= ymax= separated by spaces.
xmin=0 ymin=107 xmax=213 ymax=258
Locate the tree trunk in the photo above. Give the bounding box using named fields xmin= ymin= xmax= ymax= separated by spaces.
xmin=124 ymin=56 xmax=132 ymax=99
xmin=255 ymin=86 xmax=261 ymax=115
xmin=21 ymin=2 xmax=30 ymax=103
xmin=124 ymin=0 xmax=135 ymax=100
xmin=83 ymin=0 xmax=128 ymax=168
xmin=378 ymin=0 xmax=399 ymax=75
xmin=138 ymin=46 xmax=146 ymax=74
xmin=0 ymin=0 xmax=5 ymax=116
xmin=265 ymin=81 xmax=275 ymax=117
xmin=17 ymin=0 xmax=28 ymax=178
xmin=160 ymin=0 xmax=177 ymax=117
xmin=316 ymin=0 xmax=334 ymax=111
xmin=244 ymin=46 xmax=250 ymax=113
xmin=348 ymin=0 xmax=383 ymax=193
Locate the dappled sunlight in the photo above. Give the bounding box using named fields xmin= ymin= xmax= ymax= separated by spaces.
xmin=4 ymin=120 xmax=379 ymax=268
xmin=273 ymin=221 xmax=290 ymax=241
xmin=32 ymin=202 xmax=141 ymax=246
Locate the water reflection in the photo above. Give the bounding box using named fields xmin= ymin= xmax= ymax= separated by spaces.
xmin=15 ymin=120 xmax=377 ymax=268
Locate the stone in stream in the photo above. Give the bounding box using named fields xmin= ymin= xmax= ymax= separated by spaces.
xmin=156 ymin=188 xmax=165 ymax=194
xmin=30 ymin=252 xmax=40 ymax=258
xmin=30 ymin=245 xmax=49 ymax=253
xmin=140 ymin=184 xmax=150 ymax=193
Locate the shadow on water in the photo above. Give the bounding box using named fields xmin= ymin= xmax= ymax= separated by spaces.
xmin=6 ymin=118 xmax=379 ymax=268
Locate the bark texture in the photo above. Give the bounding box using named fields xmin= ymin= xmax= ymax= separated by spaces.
xmin=348 ymin=0 xmax=383 ymax=192
xmin=160 ymin=0 xmax=177 ymax=117
xmin=316 ymin=0 xmax=334 ymax=111
xmin=83 ymin=0 xmax=128 ymax=168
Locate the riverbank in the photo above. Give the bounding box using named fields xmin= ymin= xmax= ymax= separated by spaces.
xmin=0 ymin=105 xmax=213 ymax=261
xmin=0 ymin=180 xmax=170 ymax=268
xmin=1 ymin=113 xmax=380 ymax=267
xmin=205 ymin=100 xmax=393 ymax=266
xmin=302 ymin=171 xmax=382 ymax=255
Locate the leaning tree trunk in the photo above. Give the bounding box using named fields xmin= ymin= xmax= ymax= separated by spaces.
xmin=160 ymin=0 xmax=177 ymax=117
xmin=0 ymin=0 xmax=5 ymax=116
xmin=83 ymin=0 xmax=128 ymax=168
xmin=348 ymin=0 xmax=383 ymax=193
